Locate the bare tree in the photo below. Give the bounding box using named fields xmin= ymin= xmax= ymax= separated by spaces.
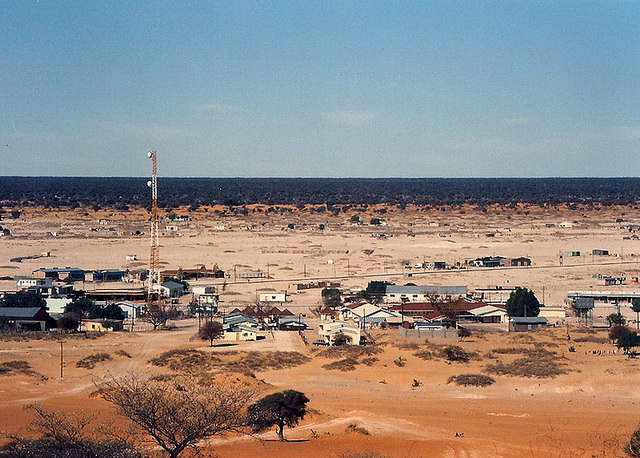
xmin=199 ymin=320 xmax=224 ymax=347
xmin=99 ymin=374 xmax=253 ymax=458
xmin=0 ymin=404 xmax=140 ymax=457
xmin=142 ymin=303 xmax=180 ymax=330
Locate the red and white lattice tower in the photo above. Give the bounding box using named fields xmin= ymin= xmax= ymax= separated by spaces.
xmin=147 ymin=151 xmax=160 ymax=303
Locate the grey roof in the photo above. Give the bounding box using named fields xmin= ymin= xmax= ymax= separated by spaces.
xmin=224 ymin=314 xmax=258 ymax=327
xmin=278 ymin=317 xmax=307 ymax=325
xmin=509 ymin=316 xmax=548 ymax=324
xmin=386 ymin=285 xmax=467 ymax=296
xmin=574 ymin=297 xmax=595 ymax=309
xmin=0 ymin=307 xmax=44 ymax=318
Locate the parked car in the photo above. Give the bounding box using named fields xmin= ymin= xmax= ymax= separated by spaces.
xmin=312 ymin=339 xmax=329 ymax=346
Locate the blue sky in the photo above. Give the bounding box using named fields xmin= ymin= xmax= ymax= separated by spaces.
xmin=1 ymin=1 xmax=639 ymax=177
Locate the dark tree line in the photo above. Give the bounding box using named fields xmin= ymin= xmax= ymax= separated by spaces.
xmin=1 ymin=177 xmax=639 ymax=210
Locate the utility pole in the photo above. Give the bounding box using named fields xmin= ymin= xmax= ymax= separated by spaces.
xmin=59 ymin=340 xmax=64 ymax=378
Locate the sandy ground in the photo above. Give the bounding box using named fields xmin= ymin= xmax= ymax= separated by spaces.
xmin=0 ymin=206 xmax=640 ymax=456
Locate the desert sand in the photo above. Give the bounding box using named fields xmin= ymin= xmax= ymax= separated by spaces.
xmin=1 ymin=205 xmax=639 ymax=457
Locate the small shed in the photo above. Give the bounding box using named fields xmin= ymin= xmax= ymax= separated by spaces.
xmin=80 ymin=319 xmax=124 ymax=332
xmin=509 ymin=316 xmax=548 ymax=332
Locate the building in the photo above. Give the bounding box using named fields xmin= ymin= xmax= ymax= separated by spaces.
xmin=160 ymin=280 xmax=185 ymax=297
xmin=384 ymin=285 xmax=467 ymax=303
xmin=160 ymin=267 xmax=225 ymax=282
xmin=16 ymin=277 xmax=53 ymax=289
xmin=317 ymin=320 xmax=361 ymax=346
xmin=0 ymin=307 xmax=52 ymax=331
xmin=85 ymin=269 xmax=126 ymax=282
xmin=467 ymin=305 xmax=508 ymax=323
xmin=473 ymin=286 xmax=516 ymax=306
xmin=509 ymin=316 xmax=548 ymax=332
xmin=510 ymin=257 xmax=532 ymax=267
xmin=33 ymin=267 xmax=86 ymax=281
xmin=592 ymin=249 xmax=610 ymax=256
xmin=80 ymin=319 xmax=124 ymax=332
xmin=259 ymin=292 xmax=290 ymax=303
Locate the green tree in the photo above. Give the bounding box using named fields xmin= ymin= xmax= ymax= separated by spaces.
xmin=332 ymin=332 xmax=352 ymax=346
xmin=199 ymin=320 xmax=224 ymax=347
xmin=505 ymin=287 xmax=540 ymax=317
xmin=349 ymin=214 xmax=360 ymax=223
xmin=369 ymin=218 xmax=382 ymax=226
xmin=321 ymin=288 xmax=342 ymax=308
xmin=617 ymin=331 xmax=640 ymax=354
xmin=247 ymin=390 xmax=309 ymax=441
xmin=632 ymin=299 xmax=640 ymax=330
xmin=607 ymin=312 xmax=626 ymax=327
xmin=65 ymin=297 xmax=94 ymax=316
xmin=0 ymin=291 xmax=46 ymax=308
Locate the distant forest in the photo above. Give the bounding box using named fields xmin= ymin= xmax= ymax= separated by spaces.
xmin=0 ymin=177 xmax=638 ymax=210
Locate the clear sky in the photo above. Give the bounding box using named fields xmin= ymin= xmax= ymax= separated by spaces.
xmin=1 ymin=1 xmax=639 ymax=177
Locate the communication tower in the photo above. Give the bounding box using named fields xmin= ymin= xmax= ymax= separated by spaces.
xmin=147 ymin=151 xmax=160 ymax=303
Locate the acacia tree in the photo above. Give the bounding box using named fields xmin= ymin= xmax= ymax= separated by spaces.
xmin=199 ymin=320 xmax=224 ymax=347
xmin=506 ymin=287 xmax=540 ymax=317
xmin=247 ymin=390 xmax=309 ymax=441
xmin=100 ymin=375 xmax=253 ymax=458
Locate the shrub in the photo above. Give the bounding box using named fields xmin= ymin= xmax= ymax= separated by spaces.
xmin=484 ymin=357 xmax=567 ymax=378
xmin=322 ymin=358 xmax=360 ymax=371
xmin=413 ymin=350 xmax=434 ymax=360
xmin=447 ymin=374 xmax=495 ymax=387
xmin=361 ymin=357 xmax=378 ymax=366
xmin=346 ymin=423 xmax=371 ymax=435
xmin=115 ymin=350 xmax=132 ymax=358
xmin=316 ymin=345 xmax=383 ymax=359
xmin=441 ymin=345 xmax=474 ymax=362
xmin=610 ymin=325 xmax=631 ymax=342
xmin=76 ymin=353 xmax=112 ymax=369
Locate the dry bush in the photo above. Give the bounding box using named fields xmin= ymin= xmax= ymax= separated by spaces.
xmin=337 ymin=452 xmax=389 ymax=458
xmin=115 ymin=350 xmax=132 ymax=358
xmin=447 ymin=374 xmax=496 ymax=387
xmin=485 ymin=347 xmax=557 ymax=359
xmin=150 ymin=349 xmax=309 ymax=376
xmin=360 ymin=357 xmax=379 ymax=366
xmin=573 ymin=336 xmax=609 ymax=344
xmin=393 ymin=342 xmax=421 ymax=350
xmin=322 ymin=358 xmax=360 ymax=371
xmin=224 ymin=351 xmax=311 ymax=374
xmin=413 ymin=350 xmax=434 ymax=360
xmin=0 ymin=332 xmax=102 ymax=342
xmin=440 ymin=345 xmax=477 ymax=362
xmin=0 ymin=360 xmax=43 ymax=378
xmin=316 ymin=345 xmax=383 ymax=359
xmin=76 ymin=352 xmax=112 ymax=369
xmin=484 ymin=356 xmax=568 ymax=378
xmin=345 ymin=423 xmax=371 ymax=435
